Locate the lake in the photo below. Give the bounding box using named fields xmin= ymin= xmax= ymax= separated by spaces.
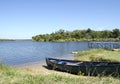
xmin=0 ymin=41 xmax=89 ymax=66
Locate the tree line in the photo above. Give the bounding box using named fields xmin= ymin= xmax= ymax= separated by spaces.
xmin=32 ymin=28 xmax=120 ymax=42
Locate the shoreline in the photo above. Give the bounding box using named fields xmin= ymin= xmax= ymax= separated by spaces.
xmin=13 ymin=54 xmax=74 ymax=68
xmin=13 ymin=55 xmax=79 ymax=77
xmin=12 ymin=60 xmax=45 ymax=68
xmin=14 ymin=60 xmax=80 ymax=77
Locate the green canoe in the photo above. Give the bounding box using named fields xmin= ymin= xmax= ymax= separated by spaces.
xmin=46 ymin=58 xmax=120 ymax=76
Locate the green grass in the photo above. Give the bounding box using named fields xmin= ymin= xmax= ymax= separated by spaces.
xmin=0 ymin=68 xmax=120 ymax=83
xmin=0 ymin=63 xmax=120 ymax=84
xmin=74 ymin=49 xmax=120 ymax=62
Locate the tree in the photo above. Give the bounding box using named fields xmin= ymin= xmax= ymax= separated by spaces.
xmin=86 ymin=28 xmax=92 ymax=39
xmin=32 ymin=28 xmax=120 ymax=42
xmin=101 ymin=30 xmax=111 ymax=38
xmin=112 ymin=28 xmax=120 ymax=38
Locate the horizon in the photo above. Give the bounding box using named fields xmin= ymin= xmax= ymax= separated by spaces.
xmin=0 ymin=0 xmax=120 ymax=39
xmin=0 ymin=28 xmax=119 ymax=40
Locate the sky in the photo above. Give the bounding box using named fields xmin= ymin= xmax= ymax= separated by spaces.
xmin=0 ymin=0 xmax=120 ymax=39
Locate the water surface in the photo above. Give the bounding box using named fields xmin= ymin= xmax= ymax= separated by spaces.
xmin=0 ymin=41 xmax=89 ymax=66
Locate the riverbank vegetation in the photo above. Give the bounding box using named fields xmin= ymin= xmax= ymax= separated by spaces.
xmin=0 ymin=39 xmax=15 ymax=41
xmin=0 ymin=49 xmax=120 ymax=83
xmin=74 ymin=49 xmax=120 ymax=62
xmin=0 ymin=63 xmax=120 ymax=84
xmin=32 ymin=28 xmax=120 ymax=42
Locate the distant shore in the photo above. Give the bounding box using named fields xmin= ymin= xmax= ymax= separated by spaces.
xmin=0 ymin=39 xmax=32 ymax=41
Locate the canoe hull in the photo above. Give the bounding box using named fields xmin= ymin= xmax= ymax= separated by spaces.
xmin=46 ymin=58 xmax=120 ymax=76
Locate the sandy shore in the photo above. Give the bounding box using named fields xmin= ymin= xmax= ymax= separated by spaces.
xmin=13 ymin=63 xmax=80 ymax=77
xmin=13 ymin=55 xmax=82 ymax=77
xmin=14 ymin=60 xmax=80 ymax=77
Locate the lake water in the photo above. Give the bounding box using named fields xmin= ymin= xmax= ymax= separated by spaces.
xmin=0 ymin=41 xmax=89 ymax=66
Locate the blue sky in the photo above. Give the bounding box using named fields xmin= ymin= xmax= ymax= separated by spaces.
xmin=0 ymin=0 xmax=120 ymax=39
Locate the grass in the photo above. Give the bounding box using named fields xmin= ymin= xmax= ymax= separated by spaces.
xmin=0 ymin=63 xmax=120 ymax=84
xmin=74 ymin=49 xmax=120 ymax=62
